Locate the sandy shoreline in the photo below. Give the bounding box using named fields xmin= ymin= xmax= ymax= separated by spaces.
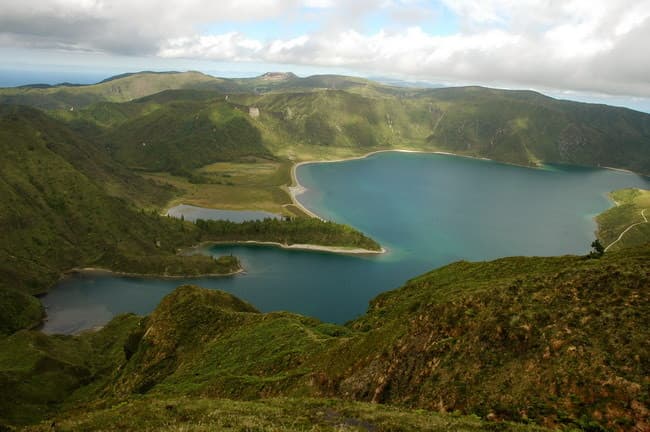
xmin=185 ymin=240 xmax=386 ymax=255
xmin=64 ymin=266 xmax=244 ymax=279
xmin=602 ymin=166 xmax=641 ymax=175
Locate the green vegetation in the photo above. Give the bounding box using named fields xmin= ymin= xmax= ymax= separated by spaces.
xmin=0 ymin=314 xmax=142 ymax=425
xmin=1 ymin=245 xmax=648 ymax=430
xmin=99 ymin=97 xmax=272 ymax=172
xmin=3 ymin=71 xmax=649 ymax=174
xmin=196 ymin=217 xmax=382 ymax=251
xmin=0 ymin=289 xmax=43 ymax=335
xmin=21 ymin=397 xmax=549 ymax=431
xmin=589 ymin=239 xmax=605 ymax=258
xmin=0 ymin=104 xmax=378 ymax=334
xmin=0 ymin=71 xmax=237 ymax=110
xmin=97 ymin=253 xmax=241 ymax=277
xmin=1 ymin=72 xmax=649 ymax=431
xmin=141 ymin=160 xmax=296 ymax=215
xmin=597 ymin=188 xmax=650 ymax=251
xmin=0 ymin=105 xmax=229 ymax=294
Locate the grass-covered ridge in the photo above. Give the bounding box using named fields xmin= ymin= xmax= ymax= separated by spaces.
xmin=597 ymin=188 xmax=650 ymax=251
xmin=1 ymin=246 xmax=647 ymax=431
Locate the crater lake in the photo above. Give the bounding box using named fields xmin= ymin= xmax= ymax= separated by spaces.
xmin=42 ymin=152 xmax=650 ymax=333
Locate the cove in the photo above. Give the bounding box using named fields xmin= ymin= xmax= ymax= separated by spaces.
xmin=42 ymin=152 xmax=650 ymax=334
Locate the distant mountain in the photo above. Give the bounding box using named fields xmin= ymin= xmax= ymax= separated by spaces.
xmin=258 ymin=71 xmax=298 ymax=81
xmin=3 ymin=71 xmax=646 ymax=173
xmin=0 ymin=71 xmax=238 ymax=110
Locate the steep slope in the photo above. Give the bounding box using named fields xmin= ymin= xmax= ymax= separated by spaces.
xmin=103 ymin=95 xmax=272 ymax=172
xmin=3 ymin=247 xmax=645 ymax=430
xmin=226 ymin=87 xmax=650 ymax=173
xmin=423 ymin=87 xmax=650 ymax=173
xmin=69 ymin=87 xmax=650 ymax=172
xmin=0 ymin=106 xmax=235 ymax=333
xmin=3 ymin=72 xmax=649 ymax=173
xmin=597 ymin=188 xmax=650 ymax=251
xmin=334 ymin=248 xmax=649 ymax=430
xmin=52 ymin=90 xmax=273 ymax=172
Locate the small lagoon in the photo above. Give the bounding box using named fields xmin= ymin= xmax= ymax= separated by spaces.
xmin=166 ymin=204 xmax=280 ymax=222
xmin=42 ymin=153 xmax=650 ymax=334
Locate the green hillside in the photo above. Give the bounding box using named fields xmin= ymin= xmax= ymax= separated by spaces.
xmin=0 ymin=104 xmax=381 ymax=333
xmin=3 ymin=71 xmax=649 ymax=174
xmin=0 ymin=71 xmax=238 ymax=110
xmin=21 ymin=397 xmax=548 ymax=431
xmin=0 ymin=105 xmax=242 ymax=333
xmin=1 ymin=246 xmax=647 ymax=431
xmin=234 ymin=86 xmax=650 ymax=173
xmin=0 ymin=71 xmax=396 ymax=111
xmin=597 ymin=188 xmax=650 ymax=251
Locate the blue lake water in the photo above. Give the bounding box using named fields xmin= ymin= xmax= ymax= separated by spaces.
xmin=41 ymin=153 xmax=650 ymax=334
xmin=166 ymin=204 xmax=280 ymax=222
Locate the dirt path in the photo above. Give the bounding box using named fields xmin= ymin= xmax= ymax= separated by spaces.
xmin=605 ymin=209 xmax=648 ymax=252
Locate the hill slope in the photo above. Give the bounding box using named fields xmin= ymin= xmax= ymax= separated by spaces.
xmin=2 ymin=246 xmax=647 ymax=431
xmin=0 ymin=71 xmax=238 ymax=110
xmin=0 ymin=105 xmax=237 ymax=333
xmin=230 ymin=86 xmax=650 ymax=173
xmin=597 ymin=188 xmax=650 ymax=251
xmin=2 ymin=71 xmax=649 ymax=173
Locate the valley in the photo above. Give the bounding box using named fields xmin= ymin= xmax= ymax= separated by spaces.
xmin=0 ymin=71 xmax=649 ymax=431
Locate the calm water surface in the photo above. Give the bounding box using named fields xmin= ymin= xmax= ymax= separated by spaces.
xmin=166 ymin=204 xmax=280 ymax=222
xmin=42 ymin=153 xmax=650 ymax=333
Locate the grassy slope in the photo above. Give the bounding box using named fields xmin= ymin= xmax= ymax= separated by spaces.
xmin=597 ymin=188 xmax=650 ymax=251
xmin=0 ymin=314 xmax=141 ymax=425
xmin=421 ymin=87 xmax=650 ymax=173
xmin=0 ymin=106 xmax=237 ymax=333
xmin=146 ymin=160 xmax=296 ymax=215
xmin=236 ymin=86 xmax=650 ymax=174
xmin=0 ymin=71 xmax=237 ymax=110
xmin=3 ymin=71 xmax=650 ymax=174
xmin=3 ymin=246 xmax=647 ymax=431
xmin=22 ymin=397 xmax=548 ymax=432
xmin=220 ymin=87 xmax=648 ymax=178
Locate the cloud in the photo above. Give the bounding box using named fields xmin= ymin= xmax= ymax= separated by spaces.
xmin=2 ymin=0 xmax=650 ymax=98
xmin=0 ymin=0 xmax=302 ymax=53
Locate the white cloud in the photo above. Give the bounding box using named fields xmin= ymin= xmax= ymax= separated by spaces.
xmin=2 ymin=0 xmax=650 ymax=98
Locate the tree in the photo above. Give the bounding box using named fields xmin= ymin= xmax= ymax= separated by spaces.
xmin=589 ymin=239 xmax=605 ymax=258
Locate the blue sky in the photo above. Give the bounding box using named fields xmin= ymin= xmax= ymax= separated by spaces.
xmin=1 ymin=0 xmax=649 ymax=112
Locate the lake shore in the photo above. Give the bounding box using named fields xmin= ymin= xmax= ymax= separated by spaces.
xmin=184 ymin=240 xmax=386 ymax=255
xmin=63 ymin=266 xmax=245 ymax=279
